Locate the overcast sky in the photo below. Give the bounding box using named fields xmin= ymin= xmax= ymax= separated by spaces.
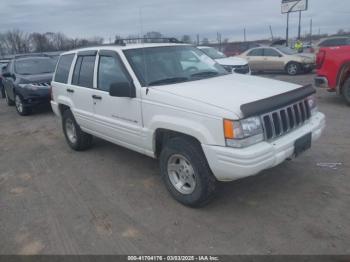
xmin=0 ymin=0 xmax=349 ymax=42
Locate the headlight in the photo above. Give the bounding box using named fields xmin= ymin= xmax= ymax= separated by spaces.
xmin=307 ymin=95 xmax=318 ymax=115
xmin=224 ymin=116 xmax=264 ymax=148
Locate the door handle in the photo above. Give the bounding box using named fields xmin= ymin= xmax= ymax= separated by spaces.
xmin=92 ymin=95 xmax=102 ymax=100
xmin=66 ymin=89 xmax=74 ymax=93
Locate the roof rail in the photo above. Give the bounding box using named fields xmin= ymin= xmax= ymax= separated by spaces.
xmin=14 ymin=53 xmax=51 ymax=59
xmin=114 ymin=37 xmax=183 ymax=45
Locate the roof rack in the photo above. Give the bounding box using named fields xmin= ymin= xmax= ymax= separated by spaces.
xmin=114 ymin=37 xmax=183 ymax=46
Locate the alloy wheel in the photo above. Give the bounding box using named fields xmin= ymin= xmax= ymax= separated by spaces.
xmin=65 ymin=118 xmax=77 ymax=144
xmin=167 ymin=154 xmax=196 ymax=195
xmin=15 ymin=95 xmax=23 ymax=113
xmin=288 ymin=64 xmax=298 ymax=75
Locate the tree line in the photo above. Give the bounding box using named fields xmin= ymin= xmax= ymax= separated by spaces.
xmin=0 ymin=29 xmax=104 ymax=56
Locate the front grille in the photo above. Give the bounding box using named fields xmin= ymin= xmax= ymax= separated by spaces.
xmin=36 ymin=82 xmax=50 ymax=87
xmin=223 ymin=64 xmax=250 ymax=74
xmin=233 ymin=64 xmax=250 ymax=74
xmin=261 ymin=99 xmax=311 ymax=140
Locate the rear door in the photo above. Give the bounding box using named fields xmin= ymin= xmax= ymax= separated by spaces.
xmin=68 ymin=51 xmax=97 ymax=132
xmin=92 ymin=50 xmax=143 ymax=149
xmin=245 ymin=48 xmax=264 ymax=71
xmin=262 ymin=48 xmax=285 ymax=71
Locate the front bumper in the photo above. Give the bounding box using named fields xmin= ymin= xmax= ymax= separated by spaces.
xmin=202 ymin=112 xmax=325 ymax=181
xmin=302 ymin=63 xmax=315 ymax=71
xmin=50 ymin=100 xmax=60 ymax=117
xmin=21 ymin=89 xmax=50 ymax=107
xmin=314 ymin=76 xmax=329 ymax=88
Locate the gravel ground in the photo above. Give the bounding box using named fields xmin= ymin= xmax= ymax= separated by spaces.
xmin=0 ymin=73 xmax=349 ymax=255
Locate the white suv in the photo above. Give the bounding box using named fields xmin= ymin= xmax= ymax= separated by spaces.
xmin=51 ymin=43 xmax=325 ymax=207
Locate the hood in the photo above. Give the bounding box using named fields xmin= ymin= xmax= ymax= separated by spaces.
xmin=17 ymin=73 xmax=53 ymax=85
xmin=215 ymin=57 xmax=248 ymax=66
xmin=152 ymin=74 xmax=302 ymax=118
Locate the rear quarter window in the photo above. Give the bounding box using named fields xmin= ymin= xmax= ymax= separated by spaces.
xmin=54 ymin=54 xmax=75 ymax=83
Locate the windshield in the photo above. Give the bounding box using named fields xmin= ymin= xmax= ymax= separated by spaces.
xmin=124 ymin=46 xmax=228 ymax=86
xmin=15 ymin=57 xmax=56 ymax=75
xmin=275 ymin=46 xmax=297 ymax=55
xmin=200 ymin=47 xmax=226 ymax=59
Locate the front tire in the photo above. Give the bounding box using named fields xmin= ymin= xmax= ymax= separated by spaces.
xmin=15 ymin=94 xmax=31 ymax=116
xmin=4 ymin=89 xmax=14 ymax=106
xmin=62 ymin=109 xmax=93 ymax=151
xmin=286 ymin=62 xmax=300 ymax=75
xmin=159 ymin=136 xmax=217 ymax=207
xmin=343 ymin=77 xmax=350 ymax=106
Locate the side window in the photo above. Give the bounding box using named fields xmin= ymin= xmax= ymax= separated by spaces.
xmin=247 ymin=49 xmax=263 ymax=56
xmin=320 ymin=39 xmax=334 ymax=47
xmin=72 ymin=56 xmax=82 ymax=85
xmin=72 ymin=55 xmax=96 ymax=88
xmin=263 ymin=48 xmax=280 ymax=57
xmin=98 ymin=55 xmax=129 ymax=92
xmin=54 ymin=54 xmax=74 ymax=83
xmin=336 ymin=39 xmax=348 ymax=46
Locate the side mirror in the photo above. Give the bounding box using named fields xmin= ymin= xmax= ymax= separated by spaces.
xmin=2 ymin=72 xmax=13 ymax=78
xmin=109 ymin=81 xmax=136 ymax=98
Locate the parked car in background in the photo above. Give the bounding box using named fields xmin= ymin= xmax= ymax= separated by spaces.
xmin=240 ymin=46 xmax=315 ymax=75
xmin=50 ymin=42 xmax=325 ymax=206
xmin=198 ymin=46 xmax=250 ymax=74
xmin=0 ymin=59 xmax=10 ymax=98
xmin=2 ymin=55 xmax=56 ymax=115
xmin=315 ymin=46 xmax=350 ymax=105
xmin=223 ymin=42 xmax=260 ymax=56
xmin=312 ymin=36 xmax=350 ymax=54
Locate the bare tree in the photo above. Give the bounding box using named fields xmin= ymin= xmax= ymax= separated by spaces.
xmin=29 ymin=33 xmax=50 ymax=52
xmin=0 ymin=30 xmax=103 ymax=55
xmin=3 ymin=29 xmax=30 ymax=54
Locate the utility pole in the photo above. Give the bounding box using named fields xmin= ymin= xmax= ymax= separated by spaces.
xmin=309 ymin=18 xmax=313 ymax=44
xmin=286 ymin=12 xmax=290 ymax=46
xmin=217 ymin=32 xmax=222 ymax=51
xmin=269 ymin=25 xmax=274 ymax=40
xmin=298 ymin=11 xmax=302 ymax=39
xmin=244 ymin=28 xmax=246 ymax=42
xmin=196 ymin=34 xmax=199 ymax=45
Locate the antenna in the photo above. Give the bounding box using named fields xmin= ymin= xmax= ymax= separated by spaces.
xmin=139 ymin=7 xmax=150 ymax=92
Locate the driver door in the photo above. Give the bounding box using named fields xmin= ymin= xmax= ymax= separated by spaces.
xmin=92 ymin=50 xmax=143 ymax=149
xmin=262 ymin=48 xmax=285 ymax=71
xmin=245 ymin=48 xmax=264 ymax=71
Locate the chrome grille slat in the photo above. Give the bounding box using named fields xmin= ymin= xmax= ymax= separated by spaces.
xmin=261 ymin=99 xmax=311 ymax=140
xmin=277 ymin=111 xmax=283 ymax=135
xmin=269 ymin=114 xmax=276 ymax=138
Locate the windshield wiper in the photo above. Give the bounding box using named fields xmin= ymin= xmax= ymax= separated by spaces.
xmin=148 ymin=77 xmax=188 ymax=86
xmin=191 ymin=71 xmax=219 ymax=78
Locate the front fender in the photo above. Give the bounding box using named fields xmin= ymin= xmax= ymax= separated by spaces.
xmin=144 ymin=114 xmax=225 ymax=154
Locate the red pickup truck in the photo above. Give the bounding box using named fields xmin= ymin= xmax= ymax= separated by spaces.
xmin=315 ymin=46 xmax=350 ymax=105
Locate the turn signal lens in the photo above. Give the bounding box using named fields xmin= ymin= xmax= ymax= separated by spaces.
xmin=224 ymin=119 xmax=234 ymax=139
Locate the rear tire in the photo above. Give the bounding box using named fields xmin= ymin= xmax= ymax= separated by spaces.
xmin=286 ymin=62 xmax=300 ymax=75
xmin=159 ymin=136 xmax=217 ymax=207
xmin=15 ymin=94 xmax=31 ymax=116
xmin=343 ymin=77 xmax=350 ymax=106
xmin=62 ymin=109 xmax=93 ymax=151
